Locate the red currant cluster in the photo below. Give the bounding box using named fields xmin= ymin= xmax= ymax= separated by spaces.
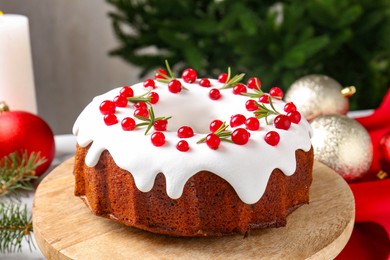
xmin=99 ymin=85 xmax=169 ymax=135
xmin=151 ymin=125 xmax=195 ymax=150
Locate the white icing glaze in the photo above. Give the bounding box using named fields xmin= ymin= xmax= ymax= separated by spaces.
xmin=73 ymin=79 xmax=312 ymax=204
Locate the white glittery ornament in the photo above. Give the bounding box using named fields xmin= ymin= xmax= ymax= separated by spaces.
xmin=310 ymin=114 xmax=372 ymax=182
xmin=285 ymin=75 xmax=355 ymax=121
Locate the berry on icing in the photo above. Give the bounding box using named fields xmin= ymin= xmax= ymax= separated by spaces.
xmin=177 ymin=126 xmax=194 ymax=138
xmin=264 ymin=131 xmax=280 ymax=146
xmin=176 ymin=140 xmax=190 ymax=152
xmin=209 ymin=88 xmax=221 ymax=100
xmin=151 ymin=132 xmax=165 ymax=146
xmin=119 ymin=86 xmax=134 ymax=98
xmin=182 ymin=68 xmax=197 ymax=83
xmin=231 ymin=128 xmax=250 ymax=145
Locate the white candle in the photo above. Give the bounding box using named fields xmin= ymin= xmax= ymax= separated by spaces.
xmin=0 ymin=13 xmax=37 ymax=114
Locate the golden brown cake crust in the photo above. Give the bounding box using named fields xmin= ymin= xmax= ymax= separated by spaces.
xmin=74 ymin=145 xmax=313 ymax=237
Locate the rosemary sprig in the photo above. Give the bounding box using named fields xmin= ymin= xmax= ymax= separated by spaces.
xmin=0 ymin=151 xmax=46 ymax=197
xmin=156 ymin=60 xmax=176 ymax=84
xmin=135 ymin=106 xmax=172 ymax=135
xmin=219 ymin=67 xmax=246 ymax=89
xmin=253 ymin=96 xmax=281 ymax=125
xmin=197 ymin=121 xmax=234 ymax=144
xmin=0 ymin=202 xmax=35 ymax=254
xmin=127 ymin=90 xmax=152 ymax=104
xmin=156 ymin=60 xmax=188 ymax=90
xmin=242 ymin=88 xmax=264 ymax=98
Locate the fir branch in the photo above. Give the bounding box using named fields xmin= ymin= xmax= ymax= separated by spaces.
xmin=0 ymin=202 xmax=35 ymax=254
xmin=0 ymin=151 xmax=46 ymax=197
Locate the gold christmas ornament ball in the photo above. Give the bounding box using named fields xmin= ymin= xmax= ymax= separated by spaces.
xmin=310 ymin=114 xmax=372 ymax=182
xmin=285 ymin=75 xmax=351 ymax=121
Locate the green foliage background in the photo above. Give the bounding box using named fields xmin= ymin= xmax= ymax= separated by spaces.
xmin=107 ymin=0 xmax=390 ymax=110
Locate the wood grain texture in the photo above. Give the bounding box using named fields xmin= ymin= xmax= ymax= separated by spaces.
xmin=33 ymin=158 xmax=354 ymax=259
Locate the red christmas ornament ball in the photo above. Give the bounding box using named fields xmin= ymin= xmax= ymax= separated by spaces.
xmin=379 ymin=131 xmax=390 ymax=174
xmin=0 ymin=106 xmax=55 ymax=176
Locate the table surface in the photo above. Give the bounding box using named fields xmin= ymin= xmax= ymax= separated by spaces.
xmin=3 ymin=109 xmax=372 ymax=259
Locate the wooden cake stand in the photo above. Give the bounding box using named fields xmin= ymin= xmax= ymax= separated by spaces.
xmin=33 ymin=158 xmax=354 ymax=259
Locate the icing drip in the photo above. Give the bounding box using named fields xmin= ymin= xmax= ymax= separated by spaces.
xmin=73 ymin=79 xmax=312 ymax=204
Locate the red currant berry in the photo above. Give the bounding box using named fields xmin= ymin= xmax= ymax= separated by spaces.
xmin=100 ymin=100 xmax=116 ymax=115
xmin=218 ymin=73 xmax=228 ymax=83
xmin=143 ymin=79 xmax=156 ymax=89
xmin=176 ymin=140 xmax=190 ymax=152
xmin=168 ymin=79 xmax=182 ymax=93
xmin=182 ymin=68 xmax=197 ymax=83
xmin=104 ymin=114 xmax=118 ymax=126
xmin=258 ymin=94 xmax=270 ymax=103
xmin=245 ymin=100 xmax=258 ymax=111
xmin=206 ymin=133 xmax=220 ymax=150
xmin=154 ymin=119 xmax=168 ymax=131
xmin=154 ymin=69 xmax=167 ymax=80
xmin=245 ymin=117 xmax=260 ymax=131
xmin=134 ymin=108 xmax=149 ymax=118
xmin=113 ymin=95 xmax=128 ymax=107
xmin=232 ymin=83 xmax=247 ymax=95
xmin=199 ymin=78 xmax=211 ymax=87
xmin=247 ymin=77 xmax=261 ymax=89
xmin=121 ymin=117 xmax=136 ymax=130
xmin=151 ymin=132 xmax=165 ymax=147
xmin=148 ymin=92 xmax=159 ymax=104
xmin=287 ymin=111 xmax=301 ymax=124
xmin=264 ymin=131 xmax=280 ymax=146
xmin=210 ymin=120 xmax=223 ymax=133
xmin=230 ymin=114 xmax=246 ymax=127
xmin=269 ymin=87 xmax=283 ymax=99
xmin=177 ymin=126 xmax=194 ymax=138
xmin=231 ymin=128 xmax=250 ymax=145
xmin=274 ymin=114 xmax=291 ymax=130
xmin=209 ymin=88 xmax=221 ymax=100
xmin=119 ymin=86 xmax=134 ymax=98
xmin=135 ymin=102 xmax=148 ymax=110
xmin=284 ymin=102 xmax=297 ymax=112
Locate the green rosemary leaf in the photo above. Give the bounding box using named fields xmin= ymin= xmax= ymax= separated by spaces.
xmin=220 ymin=138 xmax=234 ymax=144
xmin=220 ymin=72 xmax=246 ymax=89
xmin=165 ymin=60 xmax=175 ymax=79
xmin=135 ymin=122 xmax=149 ymax=127
xmin=127 ymin=90 xmax=152 ymax=104
xmin=156 ymin=78 xmax=170 ymax=84
xmin=268 ymin=96 xmax=280 ymax=114
xmin=144 ymin=123 xmax=153 ymax=135
xmin=155 ymin=116 xmax=172 ymax=121
xmin=241 ymin=92 xmax=261 ymax=98
xmin=149 ymin=106 xmax=155 ymax=122
xmin=134 ymin=115 xmax=150 ymax=122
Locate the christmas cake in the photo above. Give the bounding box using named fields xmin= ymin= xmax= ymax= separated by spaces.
xmin=73 ymin=66 xmax=313 ymax=236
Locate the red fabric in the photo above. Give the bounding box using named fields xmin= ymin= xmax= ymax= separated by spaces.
xmin=337 ymin=89 xmax=390 ymax=260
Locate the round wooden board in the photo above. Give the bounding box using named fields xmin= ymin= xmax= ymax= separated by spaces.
xmin=33 ymin=158 xmax=354 ymax=260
